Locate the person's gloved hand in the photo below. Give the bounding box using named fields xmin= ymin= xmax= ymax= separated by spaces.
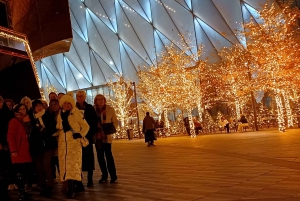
xmin=73 ymin=133 xmax=82 ymax=139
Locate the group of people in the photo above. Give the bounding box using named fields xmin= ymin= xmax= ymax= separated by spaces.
xmin=220 ymin=115 xmax=249 ymax=133
xmin=0 ymin=91 xmax=118 ymax=200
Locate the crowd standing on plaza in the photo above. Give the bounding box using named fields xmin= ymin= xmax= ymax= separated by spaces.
xmin=0 ymin=91 xmax=118 ymax=200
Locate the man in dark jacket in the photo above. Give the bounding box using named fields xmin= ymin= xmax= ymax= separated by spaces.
xmin=31 ymin=99 xmax=57 ymax=197
xmin=76 ymin=91 xmax=98 ymax=188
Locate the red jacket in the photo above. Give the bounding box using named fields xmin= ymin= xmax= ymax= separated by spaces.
xmin=7 ymin=118 xmax=32 ymax=164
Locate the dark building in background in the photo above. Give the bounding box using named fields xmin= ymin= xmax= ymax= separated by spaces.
xmin=0 ymin=0 xmax=72 ymax=101
xmin=0 ymin=1 xmax=8 ymax=28
xmin=0 ymin=60 xmax=41 ymax=102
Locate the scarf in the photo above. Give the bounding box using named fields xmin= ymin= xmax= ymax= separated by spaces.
xmin=34 ymin=109 xmax=45 ymax=128
xmin=95 ymin=105 xmax=106 ymax=124
xmin=94 ymin=105 xmax=107 ymax=143
xmin=61 ymin=110 xmax=71 ymax=133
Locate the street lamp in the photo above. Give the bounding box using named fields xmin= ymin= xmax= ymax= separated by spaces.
xmin=131 ymin=82 xmax=142 ymax=138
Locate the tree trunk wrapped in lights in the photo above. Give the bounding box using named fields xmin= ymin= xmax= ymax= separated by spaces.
xmin=282 ymin=90 xmax=293 ymax=128
xmin=275 ymin=93 xmax=286 ymax=132
xmin=107 ymin=75 xmax=134 ymax=139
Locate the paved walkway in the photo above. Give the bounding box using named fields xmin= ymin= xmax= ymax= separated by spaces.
xmin=8 ymin=129 xmax=300 ymax=200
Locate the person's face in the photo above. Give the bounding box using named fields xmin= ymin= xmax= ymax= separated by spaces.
xmin=76 ymin=93 xmax=86 ymax=104
xmin=18 ymin=105 xmax=27 ymax=116
xmin=58 ymin=94 xmax=64 ymax=100
xmin=62 ymin=102 xmax=72 ymax=111
xmin=6 ymin=102 xmax=12 ymax=110
xmin=24 ymin=99 xmax=31 ymax=108
xmin=34 ymin=104 xmax=43 ymax=113
xmin=95 ymin=96 xmax=105 ymax=107
xmin=50 ymin=101 xmax=60 ymax=112
xmin=49 ymin=93 xmax=57 ymax=100
xmin=42 ymin=103 xmax=48 ymax=110
xmin=0 ymin=101 xmax=3 ymax=109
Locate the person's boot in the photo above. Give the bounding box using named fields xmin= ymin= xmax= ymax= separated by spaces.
xmin=40 ymin=186 xmax=53 ymax=197
xmin=67 ymin=180 xmax=75 ymax=199
xmin=75 ymin=181 xmax=85 ymax=192
xmin=0 ymin=180 xmax=10 ymax=201
xmin=16 ymin=173 xmax=31 ymax=201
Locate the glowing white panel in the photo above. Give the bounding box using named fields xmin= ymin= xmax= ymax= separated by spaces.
xmin=156 ymin=30 xmax=181 ymax=53
xmin=120 ymin=0 xmax=155 ymax=64
xmin=70 ymin=11 xmax=86 ymax=41
xmin=64 ymin=32 xmax=91 ymax=82
xmin=64 ymin=58 xmax=79 ymax=91
xmin=91 ymin=50 xmax=117 ymax=81
xmin=73 ymin=23 xmax=92 ymax=82
xmin=88 ymin=10 xmax=121 ymax=73
xmin=244 ymin=3 xmax=264 ymax=24
xmin=198 ymin=19 xmax=232 ymax=51
xmin=65 ymin=58 xmax=91 ymax=89
xmin=123 ymin=0 xmax=150 ymax=22
xmin=35 ymin=61 xmax=42 ymax=87
xmin=69 ymin=0 xmax=88 ymax=41
xmin=185 ymin=0 xmax=192 ymax=9
xmin=90 ymin=50 xmax=107 ymax=86
xmin=138 ymin=0 xmax=152 ymax=21
xmin=194 ymin=18 xmax=220 ymax=62
xmin=120 ymin=43 xmax=139 ymax=83
xmin=100 ymin=0 xmax=118 ymax=32
xmin=192 ymin=0 xmax=238 ymax=44
xmin=41 ymin=65 xmax=50 ymax=90
xmin=243 ymin=0 xmax=273 ymax=10
xmin=116 ymin=1 xmax=150 ymax=63
xmin=212 ymin=0 xmax=243 ymax=43
xmin=150 ymin=0 xmax=184 ymax=50
xmin=161 ymin=0 xmax=196 ymax=54
xmin=175 ymin=0 xmax=190 ymax=9
xmin=41 ymin=57 xmax=65 ymax=88
xmin=85 ymin=1 xmax=116 ymax=32
xmin=122 ymin=42 xmax=150 ymax=70
xmin=42 ymin=65 xmax=66 ymax=93
xmin=154 ymin=31 xmax=167 ymax=57
xmin=52 ymin=54 xmax=66 ymax=88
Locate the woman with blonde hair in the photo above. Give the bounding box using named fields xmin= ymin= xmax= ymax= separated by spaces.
xmin=94 ymin=94 xmax=118 ymax=184
xmin=56 ymin=95 xmax=89 ymax=198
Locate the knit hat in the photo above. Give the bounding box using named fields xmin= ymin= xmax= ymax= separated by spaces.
xmin=32 ymin=99 xmax=43 ymax=109
xmin=59 ymin=95 xmax=76 ymax=108
xmin=0 ymin=96 xmax=3 ymax=103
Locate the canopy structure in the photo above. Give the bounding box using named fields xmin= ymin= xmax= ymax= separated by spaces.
xmin=35 ymin=0 xmax=273 ymax=94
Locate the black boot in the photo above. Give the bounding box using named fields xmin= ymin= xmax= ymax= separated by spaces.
xmin=67 ymin=180 xmax=75 ymax=199
xmin=16 ymin=173 xmax=31 ymax=201
xmin=0 ymin=179 xmax=10 ymax=201
xmin=75 ymin=181 xmax=85 ymax=192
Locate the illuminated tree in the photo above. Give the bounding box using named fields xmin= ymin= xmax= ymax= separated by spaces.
xmin=107 ymin=75 xmax=133 ymax=138
xmin=138 ymin=40 xmax=205 ymax=137
xmin=239 ymin=2 xmax=300 ymax=131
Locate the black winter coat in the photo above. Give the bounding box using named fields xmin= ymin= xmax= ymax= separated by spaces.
xmin=76 ymin=102 xmax=98 ymax=171
xmin=30 ymin=110 xmax=58 ymax=156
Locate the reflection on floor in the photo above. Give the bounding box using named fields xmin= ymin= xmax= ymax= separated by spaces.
xmin=8 ymin=129 xmax=300 ymax=201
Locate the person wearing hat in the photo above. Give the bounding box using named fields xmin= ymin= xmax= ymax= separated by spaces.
xmin=7 ymin=104 xmax=32 ymax=201
xmin=30 ymin=99 xmax=58 ymax=197
xmin=56 ymin=95 xmax=89 ymax=199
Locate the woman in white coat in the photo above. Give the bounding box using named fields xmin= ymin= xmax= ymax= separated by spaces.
xmin=56 ymin=95 xmax=89 ymax=198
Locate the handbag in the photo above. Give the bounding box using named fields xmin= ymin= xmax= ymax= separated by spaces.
xmin=101 ymin=119 xmax=116 ymax=135
xmin=70 ymin=128 xmax=89 ymax=148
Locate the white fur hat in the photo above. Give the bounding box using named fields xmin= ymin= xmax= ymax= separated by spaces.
xmin=59 ymin=94 xmax=76 ymax=108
